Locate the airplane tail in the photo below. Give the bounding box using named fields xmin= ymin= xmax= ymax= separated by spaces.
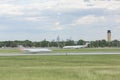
xmin=18 ymin=45 xmax=25 ymax=51
xmin=84 ymin=43 xmax=89 ymax=47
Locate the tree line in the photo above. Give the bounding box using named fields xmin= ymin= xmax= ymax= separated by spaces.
xmin=0 ymin=39 xmax=120 ymax=48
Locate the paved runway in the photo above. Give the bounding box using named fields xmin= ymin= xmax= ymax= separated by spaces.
xmin=0 ymin=52 xmax=120 ymax=56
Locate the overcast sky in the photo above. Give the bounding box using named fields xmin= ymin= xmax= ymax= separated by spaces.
xmin=0 ymin=0 xmax=120 ymax=41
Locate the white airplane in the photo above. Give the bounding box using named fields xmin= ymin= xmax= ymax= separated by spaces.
xmin=63 ymin=43 xmax=89 ymax=49
xmin=19 ymin=47 xmax=52 ymax=53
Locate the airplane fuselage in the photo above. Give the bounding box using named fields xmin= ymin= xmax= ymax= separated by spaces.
xmin=63 ymin=43 xmax=89 ymax=49
xmin=20 ymin=48 xmax=52 ymax=53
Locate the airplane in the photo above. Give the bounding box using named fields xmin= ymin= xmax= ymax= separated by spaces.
xmin=19 ymin=46 xmax=52 ymax=53
xmin=63 ymin=43 xmax=89 ymax=49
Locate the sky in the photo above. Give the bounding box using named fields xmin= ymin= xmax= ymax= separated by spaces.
xmin=0 ymin=0 xmax=120 ymax=41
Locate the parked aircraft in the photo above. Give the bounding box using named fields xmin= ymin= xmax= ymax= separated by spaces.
xmin=63 ymin=43 xmax=89 ymax=49
xmin=19 ymin=47 xmax=52 ymax=53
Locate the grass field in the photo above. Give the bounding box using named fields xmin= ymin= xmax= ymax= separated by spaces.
xmin=0 ymin=48 xmax=20 ymax=53
xmin=0 ymin=55 xmax=120 ymax=80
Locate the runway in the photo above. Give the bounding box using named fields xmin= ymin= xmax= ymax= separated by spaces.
xmin=0 ymin=52 xmax=120 ymax=56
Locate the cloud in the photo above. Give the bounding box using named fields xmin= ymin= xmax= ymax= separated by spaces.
xmin=26 ymin=0 xmax=120 ymax=11
xmin=0 ymin=0 xmax=15 ymax=3
xmin=50 ymin=21 xmax=64 ymax=31
xmin=72 ymin=15 xmax=106 ymax=25
xmin=115 ymin=15 xmax=120 ymax=23
xmin=0 ymin=4 xmax=24 ymax=16
xmin=52 ymin=26 xmax=64 ymax=31
xmin=23 ymin=16 xmax=49 ymax=22
xmin=22 ymin=0 xmax=87 ymax=12
xmin=85 ymin=0 xmax=120 ymax=10
xmin=55 ymin=22 xmax=60 ymax=26
xmin=0 ymin=0 xmax=119 ymax=17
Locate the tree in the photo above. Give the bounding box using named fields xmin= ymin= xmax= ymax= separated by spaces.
xmin=40 ymin=39 xmax=49 ymax=47
xmin=65 ymin=39 xmax=75 ymax=46
xmin=22 ymin=40 xmax=33 ymax=47
xmin=100 ymin=40 xmax=107 ymax=47
xmin=50 ymin=40 xmax=57 ymax=47
xmin=33 ymin=42 xmax=41 ymax=47
xmin=77 ymin=39 xmax=85 ymax=45
xmin=112 ymin=40 xmax=120 ymax=47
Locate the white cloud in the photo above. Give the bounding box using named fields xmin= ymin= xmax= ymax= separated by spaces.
xmin=73 ymin=15 xmax=106 ymax=25
xmin=0 ymin=0 xmax=119 ymax=16
xmin=0 ymin=4 xmax=24 ymax=15
xmin=0 ymin=0 xmax=15 ymax=3
xmin=52 ymin=26 xmax=64 ymax=31
xmin=22 ymin=0 xmax=87 ymax=11
xmin=55 ymin=22 xmax=60 ymax=26
xmin=115 ymin=15 xmax=120 ymax=23
xmin=50 ymin=21 xmax=64 ymax=31
xmin=25 ymin=0 xmax=120 ymax=11
xmin=23 ymin=16 xmax=49 ymax=22
xmin=87 ymin=0 xmax=120 ymax=10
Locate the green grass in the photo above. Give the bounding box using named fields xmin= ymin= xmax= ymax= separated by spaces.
xmin=0 ymin=55 xmax=120 ymax=80
xmin=0 ymin=48 xmax=20 ymax=53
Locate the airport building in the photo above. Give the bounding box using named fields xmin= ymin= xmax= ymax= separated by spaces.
xmin=107 ymin=30 xmax=111 ymax=42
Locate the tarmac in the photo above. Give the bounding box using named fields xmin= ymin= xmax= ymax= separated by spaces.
xmin=0 ymin=52 xmax=120 ymax=56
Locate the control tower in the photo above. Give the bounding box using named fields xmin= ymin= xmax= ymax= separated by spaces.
xmin=107 ymin=30 xmax=111 ymax=42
